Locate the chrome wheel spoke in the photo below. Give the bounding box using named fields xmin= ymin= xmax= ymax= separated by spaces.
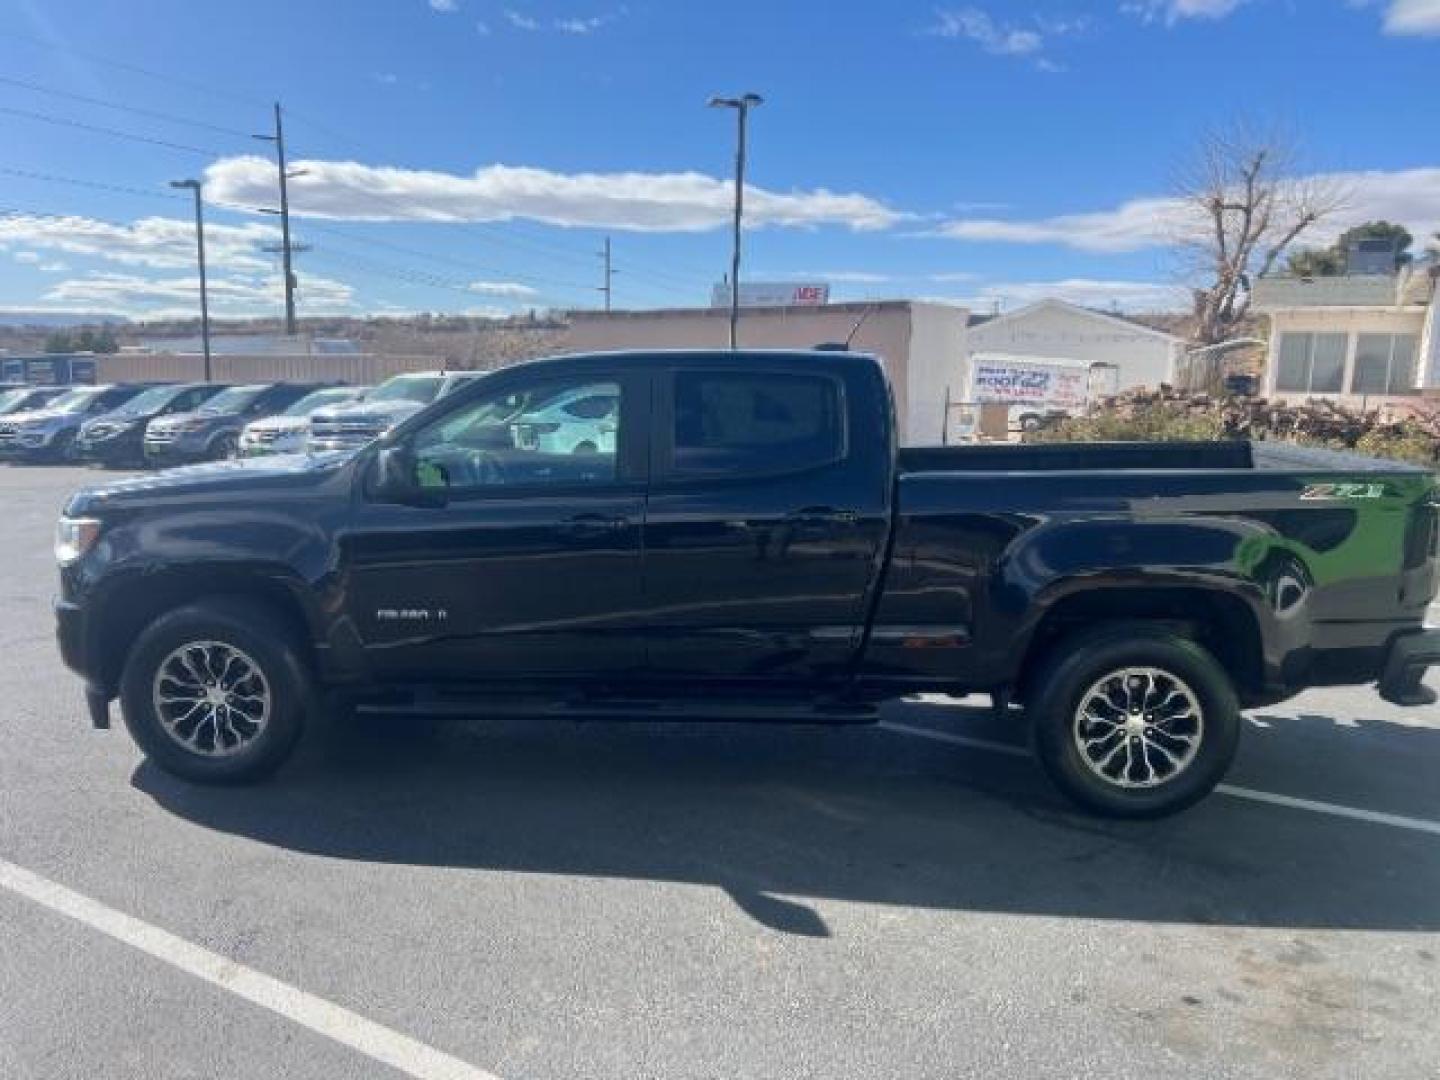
xmin=151 ymin=640 xmax=271 ymax=758
xmin=1072 ymin=666 xmax=1205 ymax=790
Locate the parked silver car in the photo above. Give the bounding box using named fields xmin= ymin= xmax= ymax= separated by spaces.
xmin=239 ymin=385 xmax=369 ymax=457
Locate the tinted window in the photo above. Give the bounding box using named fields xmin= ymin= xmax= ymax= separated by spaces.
xmin=670 ymin=371 xmax=842 ymax=477
xmin=411 ymin=378 xmax=621 ymax=492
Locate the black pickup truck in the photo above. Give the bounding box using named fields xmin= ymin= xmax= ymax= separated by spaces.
xmin=55 ymin=350 xmax=1440 ymax=817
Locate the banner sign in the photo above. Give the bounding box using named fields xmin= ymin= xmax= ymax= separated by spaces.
xmin=971 ymin=361 xmax=1088 ymax=410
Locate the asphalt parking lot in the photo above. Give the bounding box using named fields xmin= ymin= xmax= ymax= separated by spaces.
xmin=1 ymin=464 xmax=1438 ymax=1080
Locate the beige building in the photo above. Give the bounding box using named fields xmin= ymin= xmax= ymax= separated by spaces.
xmin=565 ymin=301 xmax=970 ymax=445
xmin=1253 ymin=261 xmax=1440 ymax=407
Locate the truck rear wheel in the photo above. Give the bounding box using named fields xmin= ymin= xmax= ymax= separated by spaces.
xmin=119 ymin=600 xmax=310 ymax=784
xmin=1028 ymin=627 xmax=1240 ymax=818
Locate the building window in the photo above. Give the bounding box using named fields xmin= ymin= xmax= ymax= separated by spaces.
xmin=1275 ymin=332 xmax=1347 ymax=393
xmin=1350 ymin=334 xmax=1418 ymax=395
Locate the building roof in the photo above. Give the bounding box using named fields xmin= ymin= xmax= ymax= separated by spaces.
xmin=568 ymin=299 xmax=936 ymax=321
xmin=966 ymin=298 xmax=1187 ymax=344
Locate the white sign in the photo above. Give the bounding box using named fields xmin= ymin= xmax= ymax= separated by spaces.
xmin=971 ymin=360 xmax=1089 ymax=410
xmin=711 ymin=282 xmax=831 ymax=308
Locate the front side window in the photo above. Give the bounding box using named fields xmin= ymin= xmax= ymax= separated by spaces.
xmin=410 ymin=378 xmax=622 ymax=492
xmin=670 ymin=371 xmax=843 ymax=477
xmin=1351 ymin=334 xmax=1418 ymax=395
xmin=1275 ymin=332 xmax=1347 ymax=394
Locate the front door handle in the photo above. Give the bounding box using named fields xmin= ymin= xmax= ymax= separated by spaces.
xmin=558 ymin=513 xmax=628 ymax=539
xmin=785 ymin=506 xmax=859 ymax=527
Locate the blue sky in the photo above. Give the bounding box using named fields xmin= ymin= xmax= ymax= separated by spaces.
xmin=1 ymin=0 xmax=1437 ymax=322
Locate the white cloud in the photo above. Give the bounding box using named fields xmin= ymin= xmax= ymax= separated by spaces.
xmin=1122 ymin=0 xmax=1248 ymax=24
xmin=12 ymin=250 xmax=41 ymax=264
xmin=935 ymin=166 xmax=1440 ymax=253
xmin=964 ymin=278 xmax=1190 ymax=311
xmin=40 ymin=261 xmax=68 ymax=273
xmin=928 ymin=8 xmax=1043 ymax=54
xmin=43 ymin=270 xmax=355 ymax=317
xmin=504 ymin=9 xmax=541 ymax=30
xmin=429 ymin=0 xmax=458 ymax=12
xmin=0 ymin=213 xmax=278 ymax=272
xmin=930 ymin=270 xmax=982 ymax=283
xmin=1380 ymin=0 xmax=1440 ymax=34
xmin=476 ymin=19 xmax=491 ymax=34
xmin=467 ymin=280 xmax=540 ymax=298
xmin=374 ymin=72 xmax=399 ymax=85
xmin=204 ymin=155 xmax=905 ymax=233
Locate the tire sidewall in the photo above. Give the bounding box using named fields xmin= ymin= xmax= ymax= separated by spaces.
xmin=1031 ymin=629 xmax=1240 ymax=818
xmin=120 ymin=602 xmax=308 ymax=783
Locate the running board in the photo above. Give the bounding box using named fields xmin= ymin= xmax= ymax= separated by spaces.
xmin=353 ymin=694 xmax=880 ymax=725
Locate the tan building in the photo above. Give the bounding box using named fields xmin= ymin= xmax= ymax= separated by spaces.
xmin=1253 ymin=260 xmax=1440 ymax=407
xmin=565 ymin=300 xmax=970 ymax=446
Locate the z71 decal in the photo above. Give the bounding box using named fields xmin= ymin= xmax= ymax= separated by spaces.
xmin=1301 ymin=483 xmax=1387 ymax=501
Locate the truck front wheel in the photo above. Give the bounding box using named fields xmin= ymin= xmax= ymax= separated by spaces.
xmin=119 ymin=600 xmax=310 ymax=784
xmin=1029 ymin=627 xmax=1240 ymax=818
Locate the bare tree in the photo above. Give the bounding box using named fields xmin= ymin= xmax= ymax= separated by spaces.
xmin=1177 ymin=125 xmax=1347 ymax=345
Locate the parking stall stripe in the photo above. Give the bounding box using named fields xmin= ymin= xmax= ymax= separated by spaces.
xmin=0 ymin=858 xmax=503 ymax=1080
xmin=877 ymin=720 xmax=1440 ymax=837
xmin=1214 ymin=784 xmax=1440 ymax=837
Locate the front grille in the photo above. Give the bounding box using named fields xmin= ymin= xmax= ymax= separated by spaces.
xmin=311 ymin=421 xmax=384 ymax=438
xmin=145 ymin=428 xmax=180 ymax=445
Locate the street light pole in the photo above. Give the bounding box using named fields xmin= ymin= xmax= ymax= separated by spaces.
xmin=709 ymin=92 xmax=762 ymax=349
xmin=170 ymin=179 xmax=212 ymax=382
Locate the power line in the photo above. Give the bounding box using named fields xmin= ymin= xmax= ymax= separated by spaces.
xmin=0 ymin=74 xmax=257 ymax=139
xmin=0 ymin=166 xmax=183 ymax=202
xmin=0 ymin=104 xmax=223 ymax=156
xmin=0 ymin=28 xmax=272 ymax=109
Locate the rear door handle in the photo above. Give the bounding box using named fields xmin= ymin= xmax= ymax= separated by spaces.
xmin=785 ymin=506 xmax=860 ymax=527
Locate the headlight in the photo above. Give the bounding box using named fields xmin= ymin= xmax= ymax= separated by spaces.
xmin=55 ymin=517 xmax=102 ymax=565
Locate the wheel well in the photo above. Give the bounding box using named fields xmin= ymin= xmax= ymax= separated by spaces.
xmin=93 ymin=570 xmax=315 ymax=693
xmin=1017 ymin=587 xmax=1263 ymax=700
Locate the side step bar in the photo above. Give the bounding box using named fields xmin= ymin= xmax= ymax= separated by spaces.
xmin=353 ymin=694 xmax=881 ymax=725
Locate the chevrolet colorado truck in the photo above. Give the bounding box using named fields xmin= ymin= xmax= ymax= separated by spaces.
xmin=54 ymin=350 xmax=1440 ymax=817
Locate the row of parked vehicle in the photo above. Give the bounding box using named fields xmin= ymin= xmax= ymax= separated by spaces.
xmin=0 ymin=369 xmax=542 ymax=467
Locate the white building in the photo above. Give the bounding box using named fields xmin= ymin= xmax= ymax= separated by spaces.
xmin=1252 ymin=262 xmax=1440 ymax=407
xmin=964 ymin=299 xmax=1188 ymax=392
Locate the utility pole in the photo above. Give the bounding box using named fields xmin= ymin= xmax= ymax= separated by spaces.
xmin=708 ymin=93 xmax=762 ymax=349
xmin=597 ymin=235 xmax=613 ymax=312
xmin=170 ymin=179 xmax=212 ymax=381
xmin=254 ymin=101 xmax=300 ymax=335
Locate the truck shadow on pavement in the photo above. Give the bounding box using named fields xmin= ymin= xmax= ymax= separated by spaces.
xmin=131 ymin=705 xmax=1440 ymax=938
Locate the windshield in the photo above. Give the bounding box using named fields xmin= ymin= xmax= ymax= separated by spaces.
xmin=43 ymin=388 xmax=105 ymax=414
xmin=107 ymin=385 xmax=177 ymax=416
xmin=367 ymin=375 xmax=442 ymax=405
xmin=0 ymin=389 xmax=20 ymax=414
xmin=198 ymin=385 xmax=266 ymax=413
xmin=281 ymin=387 xmax=358 ymax=417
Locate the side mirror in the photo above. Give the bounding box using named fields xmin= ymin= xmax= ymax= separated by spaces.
xmin=369 ymin=443 xmax=446 ymax=508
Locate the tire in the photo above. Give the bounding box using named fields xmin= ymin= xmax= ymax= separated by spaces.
xmin=573 ymin=441 xmax=598 ymax=454
xmin=1028 ymin=626 xmax=1240 ymax=819
xmin=120 ymin=599 xmax=311 ymax=784
xmin=1019 ymin=414 xmax=1043 ymax=433
xmin=209 ymin=433 xmax=239 ymax=461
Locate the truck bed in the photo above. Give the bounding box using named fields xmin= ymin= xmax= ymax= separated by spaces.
xmin=898 ymin=439 xmax=1431 ymax=475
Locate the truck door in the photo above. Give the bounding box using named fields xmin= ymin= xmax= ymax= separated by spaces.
xmin=341 ymin=368 xmax=649 ymax=680
xmin=641 ymin=364 xmax=890 ymax=684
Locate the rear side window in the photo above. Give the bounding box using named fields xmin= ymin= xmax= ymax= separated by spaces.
xmin=671 ymin=371 xmax=843 ymax=477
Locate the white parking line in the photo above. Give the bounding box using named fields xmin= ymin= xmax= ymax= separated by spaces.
xmin=0 ymin=858 xmax=503 ymax=1080
xmin=877 ymin=720 xmax=1440 ymax=838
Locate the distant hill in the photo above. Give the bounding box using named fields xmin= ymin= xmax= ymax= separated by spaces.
xmin=0 ymin=311 xmax=129 ymax=329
